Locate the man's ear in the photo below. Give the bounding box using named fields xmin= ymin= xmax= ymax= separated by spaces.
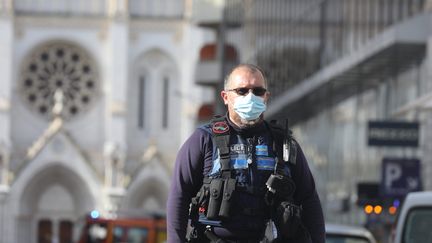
xmin=264 ymin=91 xmax=270 ymax=103
xmin=221 ymin=90 xmax=229 ymax=105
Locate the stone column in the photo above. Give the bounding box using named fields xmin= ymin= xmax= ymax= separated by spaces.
xmin=103 ymin=0 xmax=129 ymax=215
xmin=0 ymin=184 xmax=9 ymax=243
xmin=104 ymin=0 xmax=128 ymax=160
xmin=0 ymin=0 xmax=12 ymax=180
xmin=0 ymin=3 xmax=12 ymax=241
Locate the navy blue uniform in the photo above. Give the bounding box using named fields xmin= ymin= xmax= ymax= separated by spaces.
xmin=167 ymin=117 xmax=325 ymax=243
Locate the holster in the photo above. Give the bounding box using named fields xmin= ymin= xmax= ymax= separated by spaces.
xmin=274 ymin=201 xmax=303 ymax=239
xmin=206 ymin=179 xmax=224 ymax=219
xmin=265 ymin=174 xmax=296 ymax=201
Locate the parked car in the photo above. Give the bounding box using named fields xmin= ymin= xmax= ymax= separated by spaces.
xmin=391 ymin=191 xmax=432 ymax=243
xmin=326 ymin=223 xmax=377 ymax=243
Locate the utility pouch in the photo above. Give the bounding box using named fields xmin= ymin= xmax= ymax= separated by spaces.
xmin=274 ymin=201 xmax=302 ymax=239
xmin=218 ymin=178 xmax=236 ymax=218
xmin=266 ymin=174 xmax=296 ymax=200
xmin=206 ymin=179 xmax=224 ymax=219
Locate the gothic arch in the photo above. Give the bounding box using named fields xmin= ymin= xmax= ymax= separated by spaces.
xmin=9 ymin=162 xmax=98 ymax=243
xmin=121 ymin=159 xmax=170 ymax=215
xmin=5 ymin=132 xmax=102 ymax=243
xmin=19 ymin=163 xmax=95 ymax=216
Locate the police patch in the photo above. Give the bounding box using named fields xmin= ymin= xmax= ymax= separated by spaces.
xmin=212 ymin=121 xmax=229 ymax=134
xmin=230 ymin=144 xmax=247 ymax=153
xmin=256 ymin=145 xmax=268 ymax=156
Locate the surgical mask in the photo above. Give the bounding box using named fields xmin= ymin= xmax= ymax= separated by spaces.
xmin=233 ymin=92 xmax=267 ymax=121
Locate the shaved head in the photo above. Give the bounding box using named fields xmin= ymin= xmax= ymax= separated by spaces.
xmin=224 ymin=64 xmax=268 ymax=90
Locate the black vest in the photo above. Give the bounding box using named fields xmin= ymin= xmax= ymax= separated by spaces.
xmin=194 ymin=118 xmax=294 ymax=232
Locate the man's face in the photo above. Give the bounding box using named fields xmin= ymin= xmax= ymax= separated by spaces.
xmin=221 ymin=67 xmax=270 ymax=127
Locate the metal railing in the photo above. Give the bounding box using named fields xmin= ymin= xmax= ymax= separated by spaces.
xmin=129 ymin=0 xmax=184 ymax=19
xmin=12 ymin=0 xmax=185 ymax=19
xmin=225 ymin=0 xmax=425 ymax=98
xmin=14 ymin=0 xmax=108 ymax=17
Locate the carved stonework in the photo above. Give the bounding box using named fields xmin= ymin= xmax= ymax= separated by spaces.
xmin=104 ymin=142 xmax=125 ymax=188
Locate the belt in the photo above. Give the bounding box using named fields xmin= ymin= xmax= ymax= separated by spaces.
xmin=204 ymin=226 xmax=266 ymax=243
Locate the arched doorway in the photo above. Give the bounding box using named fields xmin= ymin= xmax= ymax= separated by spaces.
xmin=17 ymin=164 xmax=95 ymax=243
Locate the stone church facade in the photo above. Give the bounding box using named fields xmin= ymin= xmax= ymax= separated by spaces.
xmin=0 ymin=1 xmax=214 ymax=242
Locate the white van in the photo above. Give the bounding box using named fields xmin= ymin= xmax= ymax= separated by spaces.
xmin=326 ymin=223 xmax=377 ymax=243
xmin=392 ymin=191 xmax=432 ymax=243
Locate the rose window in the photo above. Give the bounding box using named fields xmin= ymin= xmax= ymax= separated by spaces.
xmin=20 ymin=42 xmax=99 ymax=120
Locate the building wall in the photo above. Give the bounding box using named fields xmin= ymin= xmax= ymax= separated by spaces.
xmin=293 ymin=55 xmax=431 ymax=224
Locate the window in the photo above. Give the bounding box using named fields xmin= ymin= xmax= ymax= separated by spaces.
xmin=138 ymin=76 xmax=146 ymax=129
xmin=162 ymin=77 xmax=169 ymax=129
xmin=403 ymin=207 xmax=432 ymax=243
xmin=127 ymin=227 xmax=149 ymax=243
xmin=113 ymin=226 xmax=124 ymax=242
xmin=326 ymin=235 xmax=371 ymax=243
xmin=20 ymin=42 xmax=99 ymax=120
xmin=113 ymin=226 xmax=149 ymax=243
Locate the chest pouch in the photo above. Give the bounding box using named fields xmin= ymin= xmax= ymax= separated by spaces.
xmin=204 ymin=118 xmax=238 ymax=221
xmin=206 ymin=177 xmax=236 ymax=220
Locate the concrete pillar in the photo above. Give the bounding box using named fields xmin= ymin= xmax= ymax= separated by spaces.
xmin=422 ymin=36 xmax=432 ymax=190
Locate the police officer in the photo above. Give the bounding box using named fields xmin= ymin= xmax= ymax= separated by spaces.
xmin=167 ymin=64 xmax=325 ymax=243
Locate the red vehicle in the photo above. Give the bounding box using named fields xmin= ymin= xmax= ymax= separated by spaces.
xmin=78 ymin=213 xmax=166 ymax=243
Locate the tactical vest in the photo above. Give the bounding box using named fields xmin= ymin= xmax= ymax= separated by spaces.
xmin=190 ymin=116 xmax=297 ymax=234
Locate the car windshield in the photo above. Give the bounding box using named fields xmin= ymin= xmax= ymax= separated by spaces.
xmin=326 ymin=234 xmax=372 ymax=243
xmin=403 ymin=207 xmax=432 ymax=243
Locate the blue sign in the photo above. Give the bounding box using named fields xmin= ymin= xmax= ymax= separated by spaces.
xmin=368 ymin=121 xmax=419 ymax=147
xmin=381 ymin=158 xmax=422 ymax=197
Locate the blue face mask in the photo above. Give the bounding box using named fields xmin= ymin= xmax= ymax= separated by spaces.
xmin=233 ymin=92 xmax=267 ymax=121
